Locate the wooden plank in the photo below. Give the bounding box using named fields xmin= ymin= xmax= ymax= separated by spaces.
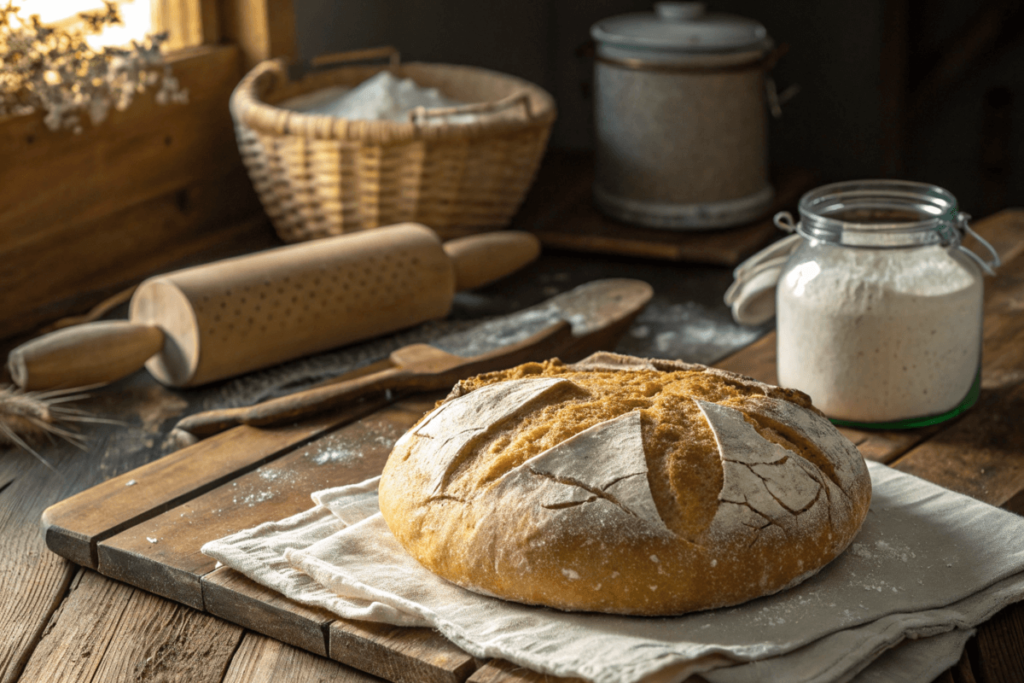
xmin=952 ymin=647 xmax=979 ymax=683
xmin=42 ymin=403 xmax=381 ymax=570
xmin=203 ymin=531 xmax=480 ymax=680
xmin=0 ymin=378 xmax=247 ymax=683
xmin=467 ymin=660 xmax=582 ymax=683
xmin=891 ymin=380 xmax=1024 ymax=507
xmin=845 ymin=427 xmax=942 ymax=465
xmin=223 ymin=632 xmax=382 ymax=683
xmin=1003 ymin=488 xmax=1024 ymax=517
xmin=0 ymin=460 xmax=86 ymax=683
xmin=16 ymin=570 xmax=133 ymax=683
xmin=96 ymin=397 xmax=430 ymax=609
xmin=971 ymin=603 xmax=1024 ymax=683
xmin=328 ymin=619 xmax=478 ymax=683
xmin=87 ymin=575 xmax=244 ymax=683
xmin=0 ymin=45 xmax=242 ymax=252
xmin=2 ymin=170 xmax=264 ymax=340
xmin=204 ymin=567 xmax=336 ymax=656
xmin=0 ymin=44 xmax=263 ymax=339
xmin=715 ymin=332 xmax=776 ymax=384
xmin=14 ymin=567 xmax=244 ymax=683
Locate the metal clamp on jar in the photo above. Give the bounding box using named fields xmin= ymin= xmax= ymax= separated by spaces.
xmin=726 ymin=180 xmax=1000 ymax=428
xmin=591 ymin=2 xmax=782 ymax=229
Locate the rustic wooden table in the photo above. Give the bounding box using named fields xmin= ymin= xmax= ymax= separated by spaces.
xmin=2 ymin=209 xmax=1023 ymax=683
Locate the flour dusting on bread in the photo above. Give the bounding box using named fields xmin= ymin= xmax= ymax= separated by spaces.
xmin=494 ymin=410 xmax=673 ymax=538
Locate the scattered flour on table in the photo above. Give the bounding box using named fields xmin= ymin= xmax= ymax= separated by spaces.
xmin=617 ymin=301 xmax=763 ymax=362
xmin=311 ymin=430 xmax=401 ymax=465
xmin=312 ymin=444 xmax=363 ymax=466
xmin=257 ymin=468 xmax=299 ymax=486
xmin=233 ymin=490 xmax=275 ymax=507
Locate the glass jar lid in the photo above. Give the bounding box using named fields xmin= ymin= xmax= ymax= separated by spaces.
xmin=591 ymin=3 xmax=770 ymax=54
xmin=789 ymin=179 xmax=1000 ymax=274
xmin=796 ymin=180 xmax=962 ymax=248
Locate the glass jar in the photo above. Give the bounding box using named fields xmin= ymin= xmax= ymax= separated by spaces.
xmin=774 ymin=180 xmax=999 ymax=428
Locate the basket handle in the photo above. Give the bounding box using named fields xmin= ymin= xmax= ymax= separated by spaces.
xmin=309 ymin=46 xmax=401 ymax=70
xmin=230 ymin=58 xmax=290 ymax=129
xmin=409 ymin=92 xmax=533 ymax=123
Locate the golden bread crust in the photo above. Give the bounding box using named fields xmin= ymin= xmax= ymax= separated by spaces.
xmin=378 ymin=352 xmax=871 ymax=615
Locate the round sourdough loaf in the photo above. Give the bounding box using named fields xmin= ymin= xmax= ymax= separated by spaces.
xmin=378 ymin=352 xmax=871 ymax=615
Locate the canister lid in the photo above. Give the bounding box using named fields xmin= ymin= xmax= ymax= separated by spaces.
xmin=591 ymin=3 xmax=769 ymax=54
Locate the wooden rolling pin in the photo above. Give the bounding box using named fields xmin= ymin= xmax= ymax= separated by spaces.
xmin=9 ymin=224 xmax=540 ymax=390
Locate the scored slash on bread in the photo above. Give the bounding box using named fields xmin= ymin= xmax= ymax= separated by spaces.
xmin=379 ymin=352 xmax=871 ymax=616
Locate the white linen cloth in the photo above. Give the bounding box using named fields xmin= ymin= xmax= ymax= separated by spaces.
xmin=203 ymin=462 xmax=1024 ymax=683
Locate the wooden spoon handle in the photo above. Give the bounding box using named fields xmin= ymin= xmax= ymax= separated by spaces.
xmin=7 ymin=321 xmax=164 ymax=390
xmin=173 ymin=366 xmax=415 ymax=438
xmin=174 ymin=318 xmax=574 ymax=442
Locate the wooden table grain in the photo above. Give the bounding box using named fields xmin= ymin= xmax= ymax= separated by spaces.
xmin=3 ymin=210 xmax=1024 ymax=683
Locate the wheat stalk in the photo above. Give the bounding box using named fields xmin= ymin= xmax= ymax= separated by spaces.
xmin=0 ymin=385 xmax=119 ymax=472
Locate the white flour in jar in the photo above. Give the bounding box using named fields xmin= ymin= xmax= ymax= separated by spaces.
xmin=776 ymin=244 xmax=982 ymax=423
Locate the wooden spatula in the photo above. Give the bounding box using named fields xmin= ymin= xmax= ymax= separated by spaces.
xmin=171 ymin=321 xmax=572 ymax=441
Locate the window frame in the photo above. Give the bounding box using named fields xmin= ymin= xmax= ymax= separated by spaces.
xmin=156 ymin=0 xmax=297 ymax=68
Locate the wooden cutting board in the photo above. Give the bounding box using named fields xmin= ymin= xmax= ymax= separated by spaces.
xmin=39 ymin=210 xmax=1024 ymax=683
xmin=42 ymin=390 xmax=477 ymax=683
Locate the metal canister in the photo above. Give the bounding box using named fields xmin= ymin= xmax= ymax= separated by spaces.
xmin=591 ymin=2 xmax=776 ymax=229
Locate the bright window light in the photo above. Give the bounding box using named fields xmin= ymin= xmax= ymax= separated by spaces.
xmin=16 ymin=0 xmax=153 ymax=49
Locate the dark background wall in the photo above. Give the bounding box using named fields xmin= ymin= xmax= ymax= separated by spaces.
xmin=293 ymin=0 xmax=1024 ymax=217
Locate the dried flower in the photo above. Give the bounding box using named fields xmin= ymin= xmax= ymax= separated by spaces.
xmin=0 ymin=1 xmax=188 ymax=133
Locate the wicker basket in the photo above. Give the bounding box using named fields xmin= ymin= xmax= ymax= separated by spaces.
xmin=230 ymin=46 xmax=557 ymax=243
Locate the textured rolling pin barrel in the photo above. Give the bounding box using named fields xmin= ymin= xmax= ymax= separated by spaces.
xmin=8 ymin=224 xmax=540 ymax=390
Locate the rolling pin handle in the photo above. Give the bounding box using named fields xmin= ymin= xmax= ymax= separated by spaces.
xmin=443 ymin=231 xmax=541 ymax=291
xmin=7 ymin=321 xmax=165 ymax=390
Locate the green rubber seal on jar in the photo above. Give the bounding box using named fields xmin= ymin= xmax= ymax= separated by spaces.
xmin=828 ymin=369 xmax=982 ymax=431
